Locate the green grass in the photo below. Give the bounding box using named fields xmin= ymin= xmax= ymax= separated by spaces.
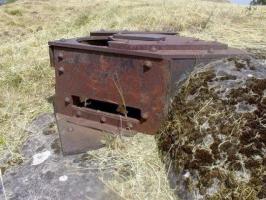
xmin=4 ymin=0 xmax=17 ymax=4
xmin=5 ymin=9 xmax=22 ymax=16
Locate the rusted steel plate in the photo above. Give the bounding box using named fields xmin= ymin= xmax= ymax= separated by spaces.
xmin=109 ymin=34 xmax=228 ymax=51
xmin=53 ymin=49 xmax=170 ymax=134
xmin=90 ymin=30 xmax=177 ymax=37
xmin=49 ymin=31 xmax=249 ymax=154
xmin=56 ymin=113 xmax=135 ymax=155
xmin=49 ymin=35 xmax=246 ymax=60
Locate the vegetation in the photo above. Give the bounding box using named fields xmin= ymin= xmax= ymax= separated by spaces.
xmin=251 ymin=0 xmax=266 ymax=5
xmin=6 ymin=0 xmax=18 ymax=4
xmin=0 ymin=0 xmax=265 ymax=199
xmin=157 ymin=58 xmax=266 ymax=199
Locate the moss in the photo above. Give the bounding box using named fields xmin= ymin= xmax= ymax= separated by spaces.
xmin=157 ymin=58 xmax=266 ymax=199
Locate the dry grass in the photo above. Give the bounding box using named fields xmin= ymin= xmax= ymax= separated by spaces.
xmin=157 ymin=58 xmax=266 ymax=199
xmin=86 ymin=134 xmax=176 ymax=200
xmin=0 ymin=0 xmax=265 ymax=199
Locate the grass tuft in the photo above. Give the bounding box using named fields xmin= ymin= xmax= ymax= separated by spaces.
xmin=5 ymin=8 xmax=22 ymax=16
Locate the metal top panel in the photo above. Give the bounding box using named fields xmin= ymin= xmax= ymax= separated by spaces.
xmin=48 ymin=31 xmax=248 ymax=59
xmin=109 ymin=34 xmax=228 ymax=51
xmin=90 ymin=30 xmax=177 ymax=37
xmin=112 ymin=33 xmax=167 ymax=41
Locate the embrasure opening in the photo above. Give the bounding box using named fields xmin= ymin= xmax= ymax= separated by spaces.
xmin=72 ymin=96 xmax=141 ymax=120
xmin=78 ymin=39 xmax=109 ymax=46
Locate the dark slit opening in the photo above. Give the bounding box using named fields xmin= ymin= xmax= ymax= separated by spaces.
xmin=72 ymin=96 xmax=141 ymax=120
xmin=78 ymin=39 xmax=109 ymax=46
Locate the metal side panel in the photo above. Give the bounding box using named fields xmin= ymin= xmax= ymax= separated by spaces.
xmin=56 ymin=113 xmax=136 ymax=155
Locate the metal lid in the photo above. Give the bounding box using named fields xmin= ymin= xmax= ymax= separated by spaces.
xmin=90 ymin=30 xmax=177 ymax=37
xmin=112 ymin=33 xmax=166 ymax=41
xmin=108 ymin=33 xmax=228 ymax=51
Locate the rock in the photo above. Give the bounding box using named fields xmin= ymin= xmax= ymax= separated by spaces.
xmin=0 ymin=114 xmax=122 ymax=200
xmin=31 ymin=150 xmax=51 ymax=166
xmin=157 ymin=58 xmax=266 ymax=200
xmin=25 ymin=113 xmax=55 ymax=135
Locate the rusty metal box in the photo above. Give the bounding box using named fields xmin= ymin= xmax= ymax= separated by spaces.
xmin=48 ymin=31 xmax=247 ymax=154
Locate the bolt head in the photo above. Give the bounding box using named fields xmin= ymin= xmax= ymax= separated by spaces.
xmin=58 ymin=67 xmax=64 ymax=73
xmin=58 ymin=52 xmax=64 ymax=61
xmin=144 ymin=60 xmax=152 ymax=68
xmin=76 ymin=111 xmax=82 ymax=117
xmin=64 ymin=97 xmax=70 ymax=103
xmin=127 ymin=122 xmax=133 ymax=129
xmin=67 ymin=127 xmax=74 ymax=132
xmin=100 ymin=116 xmax=106 ymax=123
xmin=208 ymin=49 xmax=214 ymax=53
xmin=141 ymin=112 xmax=149 ymax=120
xmin=150 ymin=46 xmax=157 ymax=52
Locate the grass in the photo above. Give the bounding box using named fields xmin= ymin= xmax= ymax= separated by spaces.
xmin=0 ymin=0 xmax=265 ymax=199
xmin=88 ymin=134 xmax=176 ymax=200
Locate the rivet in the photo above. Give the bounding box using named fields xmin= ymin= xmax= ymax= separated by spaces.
xmin=58 ymin=52 xmax=64 ymax=61
xmin=68 ymin=127 xmax=74 ymax=132
xmin=58 ymin=67 xmax=64 ymax=73
xmin=141 ymin=112 xmax=149 ymax=120
xmin=144 ymin=60 xmax=152 ymax=69
xmin=208 ymin=49 xmax=214 ymax=53
xmin=127 ymin=122 xmax=133 ymax=129
xmin=100 ymin=116 xmax=106 ymax=123
xmin=150 ymin=46 xmax=157 ymax=52
xmin=76 ymin=111 xmax=82 ymax=117
xmin=64 ymin=97 xmax=70 ymax=103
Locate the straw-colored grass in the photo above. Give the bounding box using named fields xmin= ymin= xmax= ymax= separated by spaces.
xmin=0 ymin=0 xmax=265 ymax=199
xmin=87 ymin=134 xmax=176 ymax=200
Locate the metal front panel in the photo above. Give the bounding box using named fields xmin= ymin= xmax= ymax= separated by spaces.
xmin=53 ymin=47 xmax=170 ymax=135
xmin=56 ymin=113 xmax=136 ymax=155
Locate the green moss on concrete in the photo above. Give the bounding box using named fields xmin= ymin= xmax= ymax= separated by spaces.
xmin=157 ymin=58 xmax=266 ymax=199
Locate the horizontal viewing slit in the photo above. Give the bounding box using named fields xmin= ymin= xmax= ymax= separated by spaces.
xmin=72 ymin=96 xmax=141 ymax=120
xmin=78 ymin=39 xmax=109 ymax=46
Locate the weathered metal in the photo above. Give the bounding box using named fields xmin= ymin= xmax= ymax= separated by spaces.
xmin=49 ymin=31 xmax=248 ymax=155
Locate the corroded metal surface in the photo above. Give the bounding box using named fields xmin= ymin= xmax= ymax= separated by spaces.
xmin=49 ymin=31 xmax=248 ymax=154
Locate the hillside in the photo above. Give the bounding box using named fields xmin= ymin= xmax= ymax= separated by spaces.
xmin=0 ymin=0 xmax=265 ymax=199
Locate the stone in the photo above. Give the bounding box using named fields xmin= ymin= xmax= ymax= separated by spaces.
xmin=0 ymin=114 xmax=122 ymax=200
xmin=157 ymin=58 xmax=266 ymax=200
